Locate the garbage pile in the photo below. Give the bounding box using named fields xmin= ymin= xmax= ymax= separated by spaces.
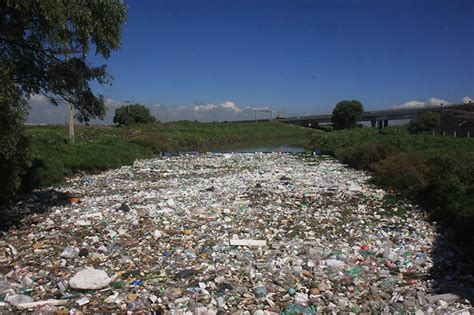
xmin=0 ymin=153 xmax=472 ymax=314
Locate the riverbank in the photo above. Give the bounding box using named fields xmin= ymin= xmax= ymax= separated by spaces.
xmin=309 ymin=126 xmax=474 ymax=260
xmin=22 ymin=121 xmax=315 ymax=192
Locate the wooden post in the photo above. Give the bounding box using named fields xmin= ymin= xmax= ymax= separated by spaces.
xmin=432 ymin=130 xmax=435 ymax=136
xmin=454 ymin=131 xmax=456 ymax=137
xmin=443 ymin=131 xmax=445 ymax=136
xmin=468 ymin=132 xmax=470 ymax=138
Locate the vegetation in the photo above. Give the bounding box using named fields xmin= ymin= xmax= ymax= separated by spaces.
xmin=309 ymin=126 xmax=474 ymax=259
xmin=0 ymin=69 xmax=31 ymax=203
xmin=408 ymin=111 xmax=441 ymax=134
xmin=19 ymin=122 xmax=314 ymax=191
xmin=1 ymin=0 xmax=127 ymax=122
xmin=113 ymin=104 xmax=156 ymax=126
xmin=331 ymin=100 xmax=364 ymax=129
xmin=0 ymin=0 xmax=127 ymax=202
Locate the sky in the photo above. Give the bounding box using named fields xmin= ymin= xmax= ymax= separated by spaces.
xmin=28 ymin=0 xmax=474 ymax=124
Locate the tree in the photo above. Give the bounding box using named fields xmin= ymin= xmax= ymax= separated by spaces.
xmin=408 ymin=111 xmax=440 ymax=134
xmin=0 ymin=1 xmax=127 ymax=202
xmin=0 ymin=68 xmax=31 ymax=203
xmin=0 ymin=0 xmax=128 ymax=122
xmin=332 ymin=100 xmax=364 ymax=129
xmin=113 ymin=104 xmax=156 ymax=126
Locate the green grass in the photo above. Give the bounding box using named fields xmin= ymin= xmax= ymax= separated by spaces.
xmin=309 ymin=126 xmax=474 ymax=259
xmin=23 ymin=121 xmax=315 ymax=190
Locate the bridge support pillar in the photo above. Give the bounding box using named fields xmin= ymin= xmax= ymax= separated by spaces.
xmin=377 ymin=120 xmax=383 ymax=129
xmin=384 ymin=120 xmax=388 ymax=128
xmin=371 ymin=120 xmax=376 ymax=128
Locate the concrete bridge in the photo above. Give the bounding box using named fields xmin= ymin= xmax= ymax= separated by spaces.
xmin=279 ymin=104 xmax=458 ymax=128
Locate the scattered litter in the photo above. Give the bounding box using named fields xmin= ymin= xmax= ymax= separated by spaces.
xmin=229 ymin=239 xmax=267 ymax=246
xmin=0 ymin=153 xmax=471 ymax=313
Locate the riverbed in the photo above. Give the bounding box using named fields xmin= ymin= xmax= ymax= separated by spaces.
xmin=0 ymin=153 xmax=471 ymax=313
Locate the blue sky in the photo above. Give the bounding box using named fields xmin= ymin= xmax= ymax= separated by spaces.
xmin=29 ymin=0 xmax=474 ymax=123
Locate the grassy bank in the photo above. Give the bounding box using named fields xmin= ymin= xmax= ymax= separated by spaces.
xmin=23 ymin=121 xmax=314 ymax=190
xmin=309 ymin=127 xmax=474 ymax=259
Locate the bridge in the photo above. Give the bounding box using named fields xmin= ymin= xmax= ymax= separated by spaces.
xmin=279 ymin=104 xmax=459 ymax=128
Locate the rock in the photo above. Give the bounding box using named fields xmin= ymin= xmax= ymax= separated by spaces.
xmin=78 ymin=248 xmax=89 ymax=257
xmin=60 ymin=246 xmax=78 ymax=258
xmin=69 ymin=267 xmax=111 ymax=290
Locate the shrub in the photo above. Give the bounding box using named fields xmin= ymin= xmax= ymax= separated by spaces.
xmin=113 ymin=104 xmax=156 ymax=126
xmin=372 ymin=152 xmax=428 ymax=196
xmin=343 ymin=143 xmax=397 ymax=170
xmin=408 ymin=112 xmax=440 ymax=134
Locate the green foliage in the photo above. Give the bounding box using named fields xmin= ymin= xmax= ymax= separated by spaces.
xmin=335 ymin=143 xmax=397 ymax=170
xmin=113 ymin=104 xmax=156 ymax=126
xmin=0 ymin=0 xmax=127 ymax=122
xmin=309 ymin=127 xmax=474 ymax=258
xmin=372 ymin=152 xmax=428 ymax=196
xmin=0 ymin=69 xmax=32 ymax=203
xmin=408 ymin=112 xmax=441 ymax=134
xmin=22 ymin=122 xmax=313 ymax=190
xmin=331 ymin=100 xmax=364 ymax=130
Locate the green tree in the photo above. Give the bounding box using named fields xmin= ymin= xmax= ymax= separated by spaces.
xmin=0 ymin=0 xmax=127 ymax=122
xmin=408 ymin=111 xmax=440 ymax=134
xmin=331 ymin=100 xmax=364 ymax=129
xmin=0 ymin=68 xmax=31 ymax=203
xmin=113 ymin=104 xmax=156 ymax=126
xmin=0 ymin=0 xmax=127 ymax=202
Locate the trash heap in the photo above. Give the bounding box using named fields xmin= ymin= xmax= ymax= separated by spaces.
xmin=0 ymin=153 xmax=472 ymax=314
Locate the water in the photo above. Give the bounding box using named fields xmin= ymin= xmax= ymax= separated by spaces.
xmin=222 ymin=145 xmax=306 ymax=153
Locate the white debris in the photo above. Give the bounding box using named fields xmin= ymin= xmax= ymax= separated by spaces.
xmin=229 ymin=239 xmax=267 ymax=246
xmin=69 ymin=267 xmax=111 ymax=290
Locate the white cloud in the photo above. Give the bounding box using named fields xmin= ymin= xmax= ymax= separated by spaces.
xmin=193 ymin=100 xmax=243 ymax=113
xmin=394 ymin=97 xmax=450 ymax=109
xmin=26 ymin=97 xmax=275 ymax=124
xmin=104 ymin=98 xmax=124 ymax=108
xmin=463 ymin=96 xmax=472 ymax=104
xmin=28 ymin=94 xmax=50 ymax=106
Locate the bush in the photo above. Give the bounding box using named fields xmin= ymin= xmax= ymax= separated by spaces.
xmin=372 ymin=152 xmax=428 ymax=196
xmin=331 ymin=100 xmax=364 ymax=130
xmin=337 ymin=143 xmax=397 ymax=170
xmin=113 ymin=104 xmax=156 ymax=126
xmin=408 ymin=112 xmax=440 ymax=134
xmin=309 ymin=127 xmax=474 ymax=259
xmin=0 ymin=73 xmax=32 ymax=203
